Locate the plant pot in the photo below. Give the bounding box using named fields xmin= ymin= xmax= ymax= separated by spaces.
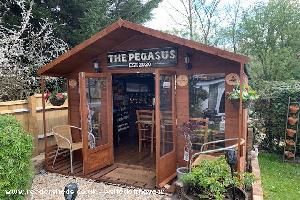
xmin=289 ymin=105 xmax=299 ymax=113
xmin=180 ymin=186 xmax=248 ymax=200
xmin=231 ymin=99 xmax=250 ymax=109
xmin=288 ymin=117 xmax=298 ymax=125
xmin=286 ymin=129 xmax=297 ymax=138
xmin=177 ymin=167 xmax=189 ymax=181
xmin=284 ymin=151 xmax=295 ymax=159
xmin=225 ymin=187 xmax=248 ymax=200
xmin=286 ymin=139 xmax=295 ymax=146
xmin=49 ymin=98 xmax=66 ymax=106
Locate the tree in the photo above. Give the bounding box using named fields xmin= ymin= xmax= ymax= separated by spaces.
xmin=74 ymin=0 xmax=162 ymax=43
xmin=167 ymin=0 xmax=222 ymax=45
xmin=217 ymin=0 xmax=243 ymax=53
xmin=0 ymin=0 xmax=68 ymax=101
xmin=1 ymin=0 xmax=161 ymax=46
xmin=239 ymin=0 xmax=300 ymax=81
xmin=194 ymin=0 xmax=221 ymax=45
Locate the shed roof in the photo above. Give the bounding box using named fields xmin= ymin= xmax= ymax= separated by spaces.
xmin=38 ymin=19 xmax=249 ymax=76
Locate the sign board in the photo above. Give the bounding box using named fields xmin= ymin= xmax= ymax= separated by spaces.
xmin=107 ymin=47 xmax=178 ymax=68
xmin=163 ymin=81 xmax=171 ymax=89
xmin=183 ymin=147 xmax=190 ymax=162
xmin=225 ymin=73 xmax=240 ymax=86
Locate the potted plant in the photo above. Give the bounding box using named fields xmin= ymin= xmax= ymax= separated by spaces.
xmin=177 ymin=122 xmax=194 ymax=179
xmin=45 ymin=90 xmax=67 ymax=106
xmin=226 ymin=84 xmax=259 ymax=109
xmin=289 ymin=104 xmax=299 ymax=113
xmin=178 ymin=120 xmax=208 ymax=179
xmin=180 ymin=156 xmax=255 ymax=200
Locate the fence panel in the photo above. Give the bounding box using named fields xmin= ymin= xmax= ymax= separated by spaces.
xmin=0 ymin=94 xmax=69 ymax=155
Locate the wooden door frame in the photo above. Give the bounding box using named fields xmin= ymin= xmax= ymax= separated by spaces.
xmin=155 ymin=69 xmax=177 ymax=187
xmin=79 ymin=72 xmax=113 ymax=175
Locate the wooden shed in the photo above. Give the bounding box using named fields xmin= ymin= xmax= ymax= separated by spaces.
xmin=38 ymin=19 xmax=249 ymax=188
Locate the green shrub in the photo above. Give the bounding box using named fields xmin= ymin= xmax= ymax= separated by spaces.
xmin=252 ymin=81 xmax=300 ymax=153
xmin=181 ymin=156 xmax=255 ymax=200
xmin=0 ymin=115 xmax=33 ymax=200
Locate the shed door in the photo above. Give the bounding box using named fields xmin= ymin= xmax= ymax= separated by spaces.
xmin=79 ymin=72 xmax=113 ymax=175
xmin=155 ymin=70 xmax=177 ymax=187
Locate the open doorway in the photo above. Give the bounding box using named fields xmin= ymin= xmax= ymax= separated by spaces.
xmin=112 ymin=73 xmax=155 ymax=170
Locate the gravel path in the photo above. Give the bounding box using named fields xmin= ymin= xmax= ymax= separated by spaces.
xmin=27 ymin=172 xmax=176 ymax=200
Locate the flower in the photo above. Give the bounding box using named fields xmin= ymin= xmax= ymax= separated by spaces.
xmin=227 ymin=84 xmax=259 ymax=102
xmin=44 ymin=90 xmax=67 ymax=102
xmin=44 ymin=90 xmax=51 ymax=102
xmin=55 ymin=92 xmax=64 ymax=99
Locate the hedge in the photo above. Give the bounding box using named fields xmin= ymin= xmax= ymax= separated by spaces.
xmin=0 ymin=115 xmax=33 ymax=200
xmin=251 ymin=81 xmax=300 ymax=153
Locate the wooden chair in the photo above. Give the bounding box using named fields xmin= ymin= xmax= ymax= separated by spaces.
xmin=52 ymin=125 xmax=83 ymax=173
xmin=136 ymin=110 xmax=155 ymax=154
xmin=189 ymin=118 xmax=209 ymax=152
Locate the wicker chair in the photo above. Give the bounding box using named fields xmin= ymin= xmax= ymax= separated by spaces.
xmin=52 ymin=125 xmax=83 ymax=173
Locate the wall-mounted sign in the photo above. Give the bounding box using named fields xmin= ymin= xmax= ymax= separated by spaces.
xmin=68 ymin=79 xmax=77 ymax=88
xmin=225 ymin=73 xmax=240 ymax=85
xmin=107 ymin=47 xmax=177 ymax=68
xmin=176 ymin=75 xmax=188 ymax=87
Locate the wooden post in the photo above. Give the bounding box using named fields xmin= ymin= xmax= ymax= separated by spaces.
xmin=237 ymin=62 xmax=244 ymax=173
xmin=41 ymin=77 xmax=48 ymax=169
xmin=28 ymin=95 xmax=39 ymax=156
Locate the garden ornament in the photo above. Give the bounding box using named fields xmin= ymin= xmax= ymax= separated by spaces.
xmin=225 ymin=148 xmax=237 ymax=200
xmin=225 ymin=148 xmax=237 ymax=166
xmin=251 ymin=145 xmax=259 ymax=159
xmin=64 ymin=182 xmax=78 ymax=200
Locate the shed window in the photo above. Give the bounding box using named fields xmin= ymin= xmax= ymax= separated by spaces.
xmin=189 ymin=74 xmax=225 ymax=136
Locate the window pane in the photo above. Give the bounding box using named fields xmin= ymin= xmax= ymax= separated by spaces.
xmin=189 ymin=74 xmax=226 ymax=148
xmin=86 ymin=78 xmax=108 ymax=149
xmin=160 ymin=75 xmax=174 ymax=156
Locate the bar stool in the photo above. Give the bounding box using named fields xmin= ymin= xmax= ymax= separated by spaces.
xmin=136 ymin=110 xmax=155 ymax=154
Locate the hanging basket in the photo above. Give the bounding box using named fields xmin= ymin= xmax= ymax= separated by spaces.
xmin=230 ymin=99 xmax=251 ymax=109
xmin=49 ymin=98 xmax=66 ymax=106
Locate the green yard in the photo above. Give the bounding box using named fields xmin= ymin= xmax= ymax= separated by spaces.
xmin=259 ymin=153 xmax=300 ymax=200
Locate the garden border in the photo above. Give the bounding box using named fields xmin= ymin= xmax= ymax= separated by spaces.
xmin=252 ymin=156 xmax=264 ymax=200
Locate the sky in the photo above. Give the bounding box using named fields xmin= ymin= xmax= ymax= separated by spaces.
xmin=145 ymin=0 xmax=262 ymax=31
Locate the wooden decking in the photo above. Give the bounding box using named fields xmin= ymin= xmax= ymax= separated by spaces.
xmin=46 ymin=143 xmax=156 ymax=188
xmin=114 ymin=138 xmax=155 ymax=169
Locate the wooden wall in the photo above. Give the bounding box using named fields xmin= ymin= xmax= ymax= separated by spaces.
xmin=64 ymin=34 xmax=247 ymax=169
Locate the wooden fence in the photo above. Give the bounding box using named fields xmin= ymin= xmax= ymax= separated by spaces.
xmin=0 ymin=94 xmax=69 ymax=156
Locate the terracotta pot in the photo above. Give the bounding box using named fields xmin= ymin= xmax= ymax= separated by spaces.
xmin=284 ymin=151 xmax=295 ymax=159
xmin=49 ymin=98 xmax=65 ymax=106
xmin=286 ymin=139 xmax=295 ymax=146
xmin=288 ymin=117 xmax=298 ymax=125
xmin=286 ymin=129 xmax=297 ymax=138
xmin=289 ymin=105 xmax=300 ymax=113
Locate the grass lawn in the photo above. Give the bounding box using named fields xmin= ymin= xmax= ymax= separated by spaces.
xmin=259 ymin=153 xmax=300 ymax=200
